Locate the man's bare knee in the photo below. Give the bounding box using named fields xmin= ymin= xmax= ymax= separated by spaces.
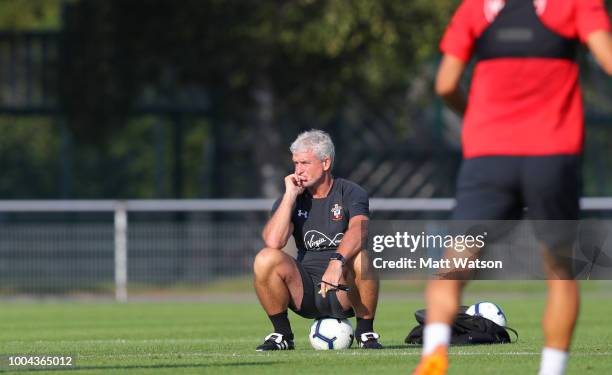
xmin=254 ymin=247 xmax=297 ymax=279
xmin=348 ymin=251 xmax=376 ymax=280
xmin=254 ymin=247 xmax=282 ymax=273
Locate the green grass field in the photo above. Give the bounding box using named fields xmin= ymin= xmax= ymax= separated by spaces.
xmin=1 ymin=282 xmax=611 ymax=374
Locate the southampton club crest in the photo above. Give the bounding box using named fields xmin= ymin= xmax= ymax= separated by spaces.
xmin=330 ymin=203 xmax=343 ymax=221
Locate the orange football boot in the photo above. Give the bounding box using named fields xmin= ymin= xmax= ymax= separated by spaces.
xmin=412 ymin=345 xmax=448 ymax=375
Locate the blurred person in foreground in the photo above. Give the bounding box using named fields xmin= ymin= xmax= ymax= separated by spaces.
xmin=413 ymin=1 xmax=612 ymax=374
xmin=253 ymin=129 xmax=383 ymax=351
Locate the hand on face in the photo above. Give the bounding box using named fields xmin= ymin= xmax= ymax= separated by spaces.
xmin=284 ymin=173 xmax=306 ymax=197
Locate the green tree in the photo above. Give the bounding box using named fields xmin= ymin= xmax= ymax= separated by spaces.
xmin=0 ymin=0 xmax=61 ymax=29
xmin=56 ymin=0 xmax=458 ymax=197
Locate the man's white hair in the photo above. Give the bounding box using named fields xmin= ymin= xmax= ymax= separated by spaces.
xmin=290 ymin=129 xmax=335 ymax=167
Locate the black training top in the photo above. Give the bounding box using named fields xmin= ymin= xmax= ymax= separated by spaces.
xmin=271 ymin=177 xmax=369 ymax=255
xmin=474 ymin=0 xmax=577 ymax=61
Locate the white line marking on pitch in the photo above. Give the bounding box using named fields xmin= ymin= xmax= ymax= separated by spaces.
xmin=2 ymin=338 xmax=255 ymax=345
xmin=72 ymin=351 xmax=612 ymax=360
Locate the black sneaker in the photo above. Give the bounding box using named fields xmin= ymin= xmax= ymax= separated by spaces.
xmin=356 ymin=332 xmax=383 ymax=349
xmin=256 ymin=333 xmax=295 ymax=351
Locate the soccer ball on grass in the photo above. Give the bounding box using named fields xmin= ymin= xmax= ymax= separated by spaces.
xmin=309 ymin=318 xmax=354 ymax=350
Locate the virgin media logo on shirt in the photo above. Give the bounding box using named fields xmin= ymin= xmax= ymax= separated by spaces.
xmin=303 ymin=230 xmax=344 ymax=250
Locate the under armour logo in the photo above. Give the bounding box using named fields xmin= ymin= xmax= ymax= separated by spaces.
xmin=297 ymin=210 xmax=309 ymax=218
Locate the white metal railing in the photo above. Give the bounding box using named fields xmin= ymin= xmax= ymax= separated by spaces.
xmin=2 ymin=197 xmax=612 ymax=212
xmin=114 ymin=202 xmax=128 ymax=302
xmin=1 ymin=197 xmax=612 ymax=301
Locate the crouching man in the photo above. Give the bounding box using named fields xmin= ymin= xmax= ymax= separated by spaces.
xmin=254 ymin=129 xmax=382 ymax=351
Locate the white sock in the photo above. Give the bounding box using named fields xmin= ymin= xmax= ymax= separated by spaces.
xmin=538 ymin=347 xmax=569 ymax=375
xmin=422 ymin=323 xmax=451 ymax=355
